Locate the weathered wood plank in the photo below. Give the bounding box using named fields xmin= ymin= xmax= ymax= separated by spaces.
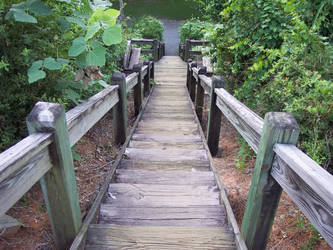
xmin=131 ymin=38 xmax=154 ymax=45
xmin=86 ymin=225 xmax=235 ymax=249
xmin=125 ymin=72 xmax=138 ymax=94
xmin=272 ymin=144 xmax=333 ymax=247
xmin=66 ymin=85 xmax=119 ymax=146
xmin=123 ymin=40 xmax=131 ymax=69
xmin=202 ymin=56 xmax=213 ymax=74
xmin=133 ymin=65 xmax=143 ymax=116
xmin=215 ymin=88 xmax=263 ymax=153
xmin=128 ymin=48 xmax=141 ymax=70
xmin=120 ymin=159 xmax=210 ymax=171
xmin=131 ymin=133 xmax=202 ymax=143
xmin=141 ymin=113 xmax=194 ymax=120
xmin=99 ymin=205 xmax=226 ymax=226
xmin=199 ymin=75 xmax=212 ymax=94
xmin=241 ymin=112 xmax=299 ymax=250
xmin=124 ymin=148 xmax=208 ymax=162
xmin=115 ymin=170 xmax=214 ymax=186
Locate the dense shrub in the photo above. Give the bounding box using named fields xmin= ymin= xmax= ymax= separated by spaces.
xmin=0 ymin=0 xmax=129 ymax=152
xmin=134 ymin=16 xmax=164 ymax=41
xmin=179 ymin=18 xmax=212 ymax=43
xmin=201 ymin=0 xmax=333 ymax=170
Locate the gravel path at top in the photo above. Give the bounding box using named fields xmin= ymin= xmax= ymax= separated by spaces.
xmin=160 ymin=19 xmax=183 ymax=56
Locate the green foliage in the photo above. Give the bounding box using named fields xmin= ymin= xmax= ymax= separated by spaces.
xmin=235 ymin=137 xmax=253 ymax=171
xmin=0 ymin=0 xmax=128 ymax=152
xmin=134 ymin=16 xmax=164 ymax=41
xmin=179 ymin=18 xmax=212 ymax=43
xmin=296 ymin=212 xmax=321 ymax=249
xmin=202 ymin=0 xmax=333 ymax=171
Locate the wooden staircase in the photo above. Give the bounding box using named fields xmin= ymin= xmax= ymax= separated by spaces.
xmin=85 ymin=56 xmax=237 ymax=249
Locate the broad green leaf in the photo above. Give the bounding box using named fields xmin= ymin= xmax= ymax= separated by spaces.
xmin=66 ymin=16 xmax=86 ymax=28
xmin=86 ymin=46 xmax=106 ymax=66
xmin=28 ymin=60 xmax=45 ymax=83
xmin=28 ymin=0 xmax=52 ymax=16
xmin=69 ymin=37 xmax=86 ymax=56
xmin=90 ymin=39 xmax=102 ymax=49
xmin=6 ymin=9 xmax=37 ymax=23
xmin=75 ymin=53 xmax=87 ymax=68
xmin=56 ymin=17 xmax=70 ymax=31
xmin=85 ymin=22 xmax=100 ymax=41
xmin=97 ymin=80 xmax=109 ymax=88
xmin=64 ymin=88 xmax=80 ymax=104
xmin=43 ymin=57 xmax=62 ymax=70
xmin=102 ymin=25 xmax=122 ymax=46
xmin=57 ymin=58 xmax=69 ymax=65
xmin=88 ymin=7 xmax=119 ymax=26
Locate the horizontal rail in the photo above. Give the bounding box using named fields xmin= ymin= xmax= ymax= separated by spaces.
xmin=215 ymin=88 xmax=263 ymax=153
xmin=188 ymin=40 xmax=210 ymax=46
xmin=272 ymin=144 xmax=333 ymax=246
xmin=0 ymin=85 xmax=120 ymax=216
xmin=141 ymin=49 xmax=154 ymax=54
xmin=199 ymin=74 xmax=212 ymax=94
xmin=131 ymin=38 xmax=154 ymax=45
xmin=187 ymin=59 xmax=333 ymax=248
xmin=125 ymin=72 xmax=139 ymax=93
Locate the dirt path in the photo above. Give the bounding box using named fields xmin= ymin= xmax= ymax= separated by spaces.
xmin=160 ymin=19 xmax=183 ymax=56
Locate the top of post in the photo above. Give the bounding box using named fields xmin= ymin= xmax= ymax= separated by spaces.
xmin=264 ymin=112 xmax=299 ymax=131
xmin=26 ymin=102 xmax=64 ymax=132
xmin=198 ymin=66 xmax=207 ymax=75
xmin=190 ymin=62 xmax=197 ymax=68
xmin=143 ymin=60 xmax=150 ymax=65
xmin=133 ymin=63 xmax=143 ymax=72
xmin=211 ymin=75 xmax=225 ymax=88
xmin=111 ymin=72 xmax=126 ymax=84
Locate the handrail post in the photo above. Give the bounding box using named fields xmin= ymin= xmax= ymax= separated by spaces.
xmin=189 ymin=62 xmax=197 ymax=101
xmin=185 ymin=39 xmax=190 ymax=61
xmin=153 ymin=39 xmax=159 ymax=61
xmin=149 ymin=57 xmax=154 ymax=80
xmin=241 ymin=112 xmax=299 ymax=250
xmin=162 ymin=43 xmax=165 ymax=57
xmin=143 ymin=60 xmax=151 ymax=95
xmin=186 ymin=59 xmax=193 ymax=91
xmin=195 ymin=66 xmax=207 ymax=122
xmin=207 ymin=76 xmax=225 ymax=156
xmin=111 ymin=72 xmax=127 ymax=144
xmin=133 ymin=64 xmax=143 ymax=116
xmin=26 ymin=102 xmax=82 ymax=250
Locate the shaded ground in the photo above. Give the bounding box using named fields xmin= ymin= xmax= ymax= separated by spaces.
xmin=160 ymin=19 xmax=183 ymax=56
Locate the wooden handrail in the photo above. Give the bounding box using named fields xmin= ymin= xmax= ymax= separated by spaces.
xmin=186 ymin=59 xmax=333 ymax=248
xmin=0 ymin=58 xmax=155 ymax=249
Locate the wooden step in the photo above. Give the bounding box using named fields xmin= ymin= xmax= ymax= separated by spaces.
xmin=115 ymin=170 xmax=215 ymax=185
xmin=86 ymin=225 xmax=236 ymax=249
xmin=124 ymin=148 xmax=208 ymax=162
xmin=132 ymin=133 xmax=202 ymax=143
xmin=99 ymin=205 xmax=226 ymax=226
xmin=128 ymin=141 xmax=204 ymax=150
xmin=119 ymin=159 xmax=210 ymax=171
xmin=141 ymin=113 xmax=194 ymax=120
xmin=105 ymin=183 xmax=219 ymax=207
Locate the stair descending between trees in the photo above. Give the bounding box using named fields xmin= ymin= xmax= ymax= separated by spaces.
xmin=85 ymin=56 xmax=237 ymax=249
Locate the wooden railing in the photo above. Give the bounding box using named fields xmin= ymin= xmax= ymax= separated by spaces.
xmin=0 ymin=60 xmax=154 ymax=249
xmin=179 ymin=39 xmax=210 ymax=61
xmin=187 ymin=62 xmax=333 ymax=249
xmin=131 ymin=38 xmax=165 ymax=61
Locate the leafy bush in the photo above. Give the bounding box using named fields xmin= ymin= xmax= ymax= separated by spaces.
xmin=134 ymin=16 xmax=164 ymax=41
xmin=0 ymin=0 xmax=128 ymax=152
xmin=202 ymin=0 xmax=333 ymax=170
xmin=179 ymin=18 xmax=212 ymax=43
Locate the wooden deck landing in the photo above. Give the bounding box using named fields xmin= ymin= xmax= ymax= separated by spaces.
xmin=86 ymin=56 xmax=236 ymax=249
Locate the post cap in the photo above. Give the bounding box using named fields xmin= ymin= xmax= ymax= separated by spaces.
xmin=198 ymin=66 xmax=207 ymax=75
xmin=133 ymin=63 xmax=143 ymax=72
xmin=111 ymin=72 xmax=126 ymax=83
xmin=27 ymin=102 xmax=64 ymax=131
xmin=212 ymin=75 xmax=225 ymax=88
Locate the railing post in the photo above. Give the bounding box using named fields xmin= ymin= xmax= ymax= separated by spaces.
xmin=162 ymin=43 xmax=165 ymax=57
xmin=149 ymin=57 xmax=154 ymax=80
xmin=153 ymin=39 xmax=159 ymax=61
xmin=133 ymin=64 xmax=143 ymax=116
xmin=26 ymin=102 xmax=82 ymax=250
xmin=185 ymin=39 xmax=190 ymax=61
xmin=111 ymin=72 xmax=127 ymax=144
xmin=186 ymin=59 xmax=193 ymax=91
xmin=189 ymin=62 xmax=198 ymax=102
xmin=143 ymin=60 xmax=151 ymax=95
xmin=207 ymin=76 xmax=225 ymax=156
xmin=195 ymin=66 xmax=207 ymax=122
xmin=241 ymin=112 xmax=299 ymax=250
